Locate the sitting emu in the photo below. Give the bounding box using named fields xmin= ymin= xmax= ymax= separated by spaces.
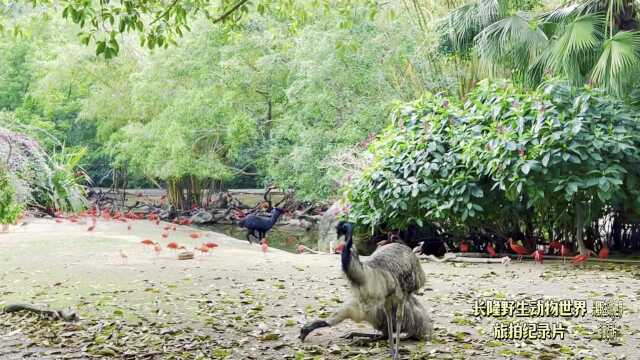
xmin=238 ymin=207 xmax=284 ymax=244
xmin=300 ymin=221 xmax=426 ymax=359
xmin=300 ymin=293 xmax=433 ymax=342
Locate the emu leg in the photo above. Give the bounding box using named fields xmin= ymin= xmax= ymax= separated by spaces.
xmin=393 ymin=302 xmax=405 ymax=360
xmin=384 ymin=305 xmax=395 ymax=359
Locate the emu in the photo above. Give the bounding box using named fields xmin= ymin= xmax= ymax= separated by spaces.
xmin=238 ymin=207 xmax=284 ymax=244
xmin=299 ymin=293 xmax=433 ymax=342
xmin=301 ymin=221 xmax=426 ymax=359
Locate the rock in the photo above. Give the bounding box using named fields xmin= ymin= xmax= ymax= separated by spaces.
xmin=190 ymin=210 xmax=213 ymax=224
xmin=317 ymin=202 xmax=345 ymax=252
xmin=177 ymin=251 xmax=194 ymax=260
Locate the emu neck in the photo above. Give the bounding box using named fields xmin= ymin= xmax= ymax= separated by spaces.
xmin=341 ymin=227 xmax=353 ymax=274
xmin=341 ymin=226 xmax=365 ymax=285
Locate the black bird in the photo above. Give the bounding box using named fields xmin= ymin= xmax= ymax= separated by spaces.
xmin=238 ymin=207 xmax=285 ymax=244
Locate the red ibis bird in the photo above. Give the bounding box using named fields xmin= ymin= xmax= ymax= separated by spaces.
xmin=486 ymin=242 xmax=497 ymax=257
xmin=141 ymin=239 xmax=155 ymax=246
xmin=508 ymin=238 xmax=528 ymax=262
xmin=195 ymin=245 xmax=209 ymax=255
xmin=598 ymin=246 xmax=609 ymax=259
xmin=190 ymin=232 xmax=201 ymax=239
xmin=572 ymin=254 xmax=589 ymax=265
xmin=261 ymin=239 xmax=269 ymax=254
xmin=153 ymin=243 xmax=162 ymax=262
xmin=532 ymin=249 xmax=544 ymax=264
xmin=167 ymin=242 xmax=179 ymax=251
xmin=560 ymin=243 xmax=571 ymax=263
xmin=459 ymin=240 xmax=470 ymax=253
xmin=87 ymin=217 xmax=97 ymax=232
xmin=297 ymin=244 xmax=306 ymax=253
xmin=204 ymin=242 xmax=218 ymax=249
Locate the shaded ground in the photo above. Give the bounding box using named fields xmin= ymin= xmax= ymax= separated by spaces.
xmin=1 ymin=217 xmax=639 ymax=359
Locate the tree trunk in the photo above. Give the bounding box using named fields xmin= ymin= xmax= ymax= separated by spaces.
xmin=576 ymin=203 xmax=588 ymax=255
xmin=167 ymin=178 xmax=186 ymax=209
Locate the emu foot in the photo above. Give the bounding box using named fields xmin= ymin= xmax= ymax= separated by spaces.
xmin=340 ymin=332 xmax=387 ymax=340
xmin=341 ymin=332 xmax=387 ymax=346
xmin=390 ymin=347 xmax=398 ymax=360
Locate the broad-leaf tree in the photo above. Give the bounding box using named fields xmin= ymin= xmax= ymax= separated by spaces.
xmin=1 ymin=0 xmax=378 ymax=58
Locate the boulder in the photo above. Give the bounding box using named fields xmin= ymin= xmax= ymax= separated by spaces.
xmin=317 ymin=201 xmax=346 ymax=252
xmin=190 ymin=210 xmax=213 ymax=224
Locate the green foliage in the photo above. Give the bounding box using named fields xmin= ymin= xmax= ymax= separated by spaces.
xmin=1 ymin=2 xmax=454 ymax=203
xmin=2 ymin=0 xmax=378 ymax=59
xmin=29 ymin=3 xmax=454 ymax=201
xmin=440 ymin=0 xmax=640 ymax=97
xmin=347 ymin=80 xmax=640 ymax=240
xmin=34 ymin=146 xmax=89 ymax=213
xmin=0 ymin=40 xmax=32 ymax=111
xmin=0 ymin=168 xmax=23 ymax=225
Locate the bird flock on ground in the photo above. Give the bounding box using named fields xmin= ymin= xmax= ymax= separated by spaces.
xmin=52 ymin=206 xmax=222 ymax=264
xmin=451 ymin=236 xmax=610 ymax=266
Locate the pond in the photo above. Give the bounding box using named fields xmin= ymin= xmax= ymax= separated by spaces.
xmin=203 ymin=223 xmax=320 ymax=253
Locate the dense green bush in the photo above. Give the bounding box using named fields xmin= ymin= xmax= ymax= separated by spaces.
xmin=0 ymin=168 xmax=22 ymax=225
xmin=347 ymin=80 xmax=640 ymax=253
xmin=0 ymin=125 xmax=87 ymax=213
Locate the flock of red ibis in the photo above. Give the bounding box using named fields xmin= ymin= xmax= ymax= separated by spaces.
xmin=53 ymin=206 xmax=222 ymax=262
xmin=498 ymin=238 xmax=610 ymax=265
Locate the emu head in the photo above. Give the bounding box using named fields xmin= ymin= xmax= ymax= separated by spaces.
xmin=335 ymin=221 xmax=353 ymax=239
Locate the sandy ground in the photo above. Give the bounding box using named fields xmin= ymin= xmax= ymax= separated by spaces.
xmin=1 ymin=217 xmax=639 ymax=359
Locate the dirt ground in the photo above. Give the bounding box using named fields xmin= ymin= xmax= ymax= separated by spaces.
xmin=1 ymin=217 xmax=639 ymax=359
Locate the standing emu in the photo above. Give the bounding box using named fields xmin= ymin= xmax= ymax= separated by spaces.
xmin=238 ymin=207 xmax=284 ymax=244
xmin=300 ymin=221 xmax=426 ymax=359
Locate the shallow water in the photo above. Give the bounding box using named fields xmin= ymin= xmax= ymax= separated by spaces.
xmin=203 ymin=223 xmax=319 ymax=253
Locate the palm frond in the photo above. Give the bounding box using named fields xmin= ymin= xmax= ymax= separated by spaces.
xmin=439 ymin=0 xmax=505 ymax=53
xmin=591 ymin=30 xmax=640 ymax=95
xmin=541 ymin=0 xmax=605 ymax=23
xmin=545 ymin=14 xmax=604 ymax=84
xmin=475 ymin=12 xmax=548 ymax=77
